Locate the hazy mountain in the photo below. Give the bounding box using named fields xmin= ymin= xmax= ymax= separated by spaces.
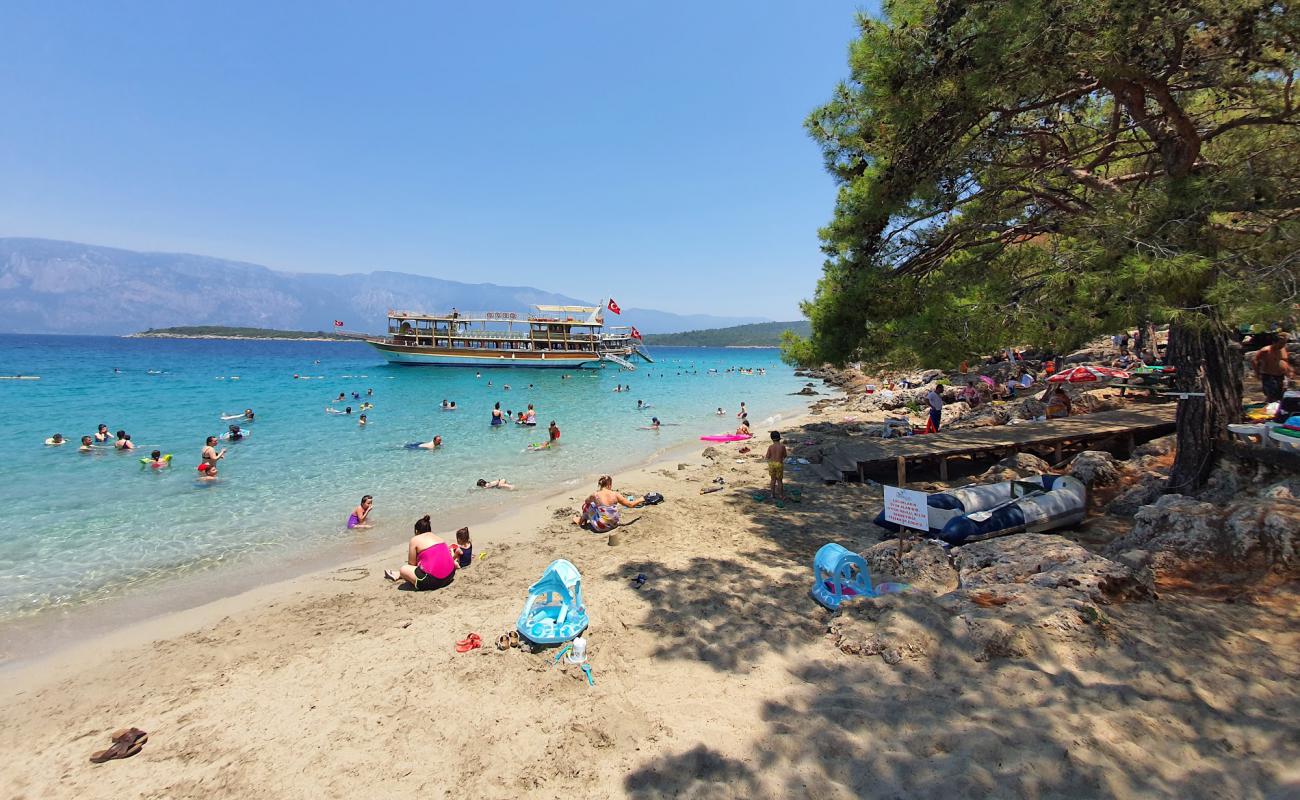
xmin=0 ymin=238 xmax=768 ymax=335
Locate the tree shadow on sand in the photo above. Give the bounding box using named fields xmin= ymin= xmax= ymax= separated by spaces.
xmin=617 ymin=471 xmax=1299 ymax=798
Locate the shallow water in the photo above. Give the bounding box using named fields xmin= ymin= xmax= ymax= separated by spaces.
xmin=0 ymin=335 xmax=807 ymax=627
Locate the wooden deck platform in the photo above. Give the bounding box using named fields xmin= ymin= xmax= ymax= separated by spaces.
xmin=810 ymin=406 xmax=1179 ymax=485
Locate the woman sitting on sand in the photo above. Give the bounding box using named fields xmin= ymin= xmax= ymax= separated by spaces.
xmin=572 ymin=475 xmax=644 ymax=532
xmin=384 ymin=515 xmax=457 ymax=590
xmin=735 ymin=419 xmax=751 ymax=437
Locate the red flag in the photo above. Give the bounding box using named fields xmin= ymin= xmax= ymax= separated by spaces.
xmin=631 ymin=326 xmax=642 ymax=340
xmin=334 ymin=320 xmax=344 ymax=327
xmin=607 ymin=298 xmax=621 ymax=315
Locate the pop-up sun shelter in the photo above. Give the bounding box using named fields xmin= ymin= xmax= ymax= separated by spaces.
xmin=516 ymin=559 xmax=589 ymax=645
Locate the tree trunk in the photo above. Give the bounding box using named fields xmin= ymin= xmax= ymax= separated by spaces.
xmin=1165 ymin=317 xmax=1242 ymax=493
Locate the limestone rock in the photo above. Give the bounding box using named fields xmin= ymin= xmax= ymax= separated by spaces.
xmin=978 ymin=452 xmax=1052 ymax=482
xmin=1134 ymin=434 xmax=1176 ymax=458
xmin=954 ymin=533 xmax=1151 ymax=605
xmin=861 ymin=539 xmax=957 ymax=594
xmin=1107 ymin=493 xmax=1300 ymax=584
xmin=1107 ymin=476 xmax=1166 ymax=517
xmin=1067 ymin=450 xmax=1121 ymax=486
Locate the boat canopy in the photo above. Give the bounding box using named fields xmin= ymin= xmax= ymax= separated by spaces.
xmin=533 ymin=304 xmax=599 ymax=314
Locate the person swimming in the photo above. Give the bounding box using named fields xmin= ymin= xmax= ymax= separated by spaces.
xmin=491 ymin=402 xmax=504 ymax=426
xmin=358 ymin=414 xmax=367 ymax=426
xmin=548 ymin=421 xmax=560 ymax=444
xmin=476 ymin=478 xmax=515 ymax=490
xmin=405 ymin=435 xmax=442 ymax=450
xmin=146 ymin=450 xmax=170 ymax=469
xmin=114 ymin=430 xmax=134 ymax=450
xmin=94 ymin=424 xmax=111 ymax=443
xmin=79 ymin=435 xmax=97 ymax=452
xmin=716 ymin=407 xmax=726 ymax=415
xmin=45 ymin=433 xmax=65 ymax=446
xmin=225 ymin=424 xmax=244 ymax=441
xmin=649 ymin=417 xmax=661 ymax=430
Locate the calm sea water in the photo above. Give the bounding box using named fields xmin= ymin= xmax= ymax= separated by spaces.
xmin=0 ymin=335 xmax=807 ymax=626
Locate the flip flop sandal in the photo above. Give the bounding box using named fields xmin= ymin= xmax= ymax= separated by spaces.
xmin=631 ymin=573 xmax=647 ymax=589
xmin=109 ymin=727 xmax=146 ymax=745
xmin=455 ymin=633 xmax=482 ymax=653
xmin=507 ymin=631 xmax=521 ymax=648
xmin=496 ymin=634 xmax=511 ymax=651
xmin=90 ymin=735 xmax=147 ymax=763
xmin=383 ymin=569 xmax=400 ymax=582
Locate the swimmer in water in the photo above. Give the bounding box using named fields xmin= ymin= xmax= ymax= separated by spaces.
xmin=548 ymin=421 xmax=560 ymax=444
xmin=345 ymin=406 xmax=353 ymax=415
xmin=410 ymin=435 xmax=442 ymax=450
xmin=637 ymin=399 xmax=644 ymax=409
xmin=336 ymin=392 xmax=346 ymax=403
xmin=147 ymin=450 xmax=170 ymax=468
xmin=226 ymin=424 xmax=244 ymax=441
xmin=115 ymin=430 xmax=134 ymax=450
xmin=201 ymin=436 xmax=226 ymax=471
xmin=45 ymin=433 xmax=65 ymax=446
xmin=649 ymin=417 xmax=661 ymax=430
xmin=358 ymin=414 xmax=367 ymax=426
xmin=244 ymin=408 xmax=255 ymax=421
xmin=476 ymin=478 xmax=515 ymax=490
xmin=94 ymin=424 xmax=111 ymax=443
xmin=367 ymin=388 xmax=373 ymax=397
xmin=197 ymin=463 xmax=219 ymax=480
xmin=348 ymin=495 xmax=374 ymax=529
xmin=716 ymin=407 xmax=726 ymax=415
xmin=79 ymin=435 xmax=96 ymax=452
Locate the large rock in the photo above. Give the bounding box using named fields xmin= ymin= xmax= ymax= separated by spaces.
xmin=861 ymin=539 xmax=957 ymax=594
xmin=1107 ymin=475 xmax=1167 ymax=517
xmin=1134 ymin=434 xmax=1176 ymax=458
xmin=954 ymin=533 xmax=1151 ymax=605
xmin=1107 ymin=493 xmax=1300 ymax=584
xmin=1067 ymin=450 xmax=1121 ymax=486
xmin=978 ymin=452 xmax=1053 ymax=482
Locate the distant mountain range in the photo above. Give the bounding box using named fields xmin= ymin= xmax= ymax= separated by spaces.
xmin=0 ymin=238 xmax=769 ymax=336
xmin=642 ymin=320 xmax=811 ymax=347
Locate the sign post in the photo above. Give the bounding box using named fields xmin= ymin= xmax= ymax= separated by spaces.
xmin=883 ymin=485 xmax=929 ymax=558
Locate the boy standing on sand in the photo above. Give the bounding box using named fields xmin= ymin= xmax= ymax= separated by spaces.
xmin=765 ymin=431 xmax=787 ymax=501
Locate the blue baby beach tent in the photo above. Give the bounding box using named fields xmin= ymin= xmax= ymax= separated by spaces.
xmin=516 ymin=559 xmax=590 ymax=645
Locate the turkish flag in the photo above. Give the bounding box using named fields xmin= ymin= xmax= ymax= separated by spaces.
xmin=334 ymin=320 xmax=344 ymax=327
xmin=631 ymin=326 xmax=642 ymax=340
xmin=607 ymin=298 xmax=621 ymax=315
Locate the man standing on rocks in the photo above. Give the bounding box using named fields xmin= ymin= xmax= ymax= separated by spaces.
xmin=926 ymin=384 xmax=945 ymax=433
xmin=1252 ymin=332 xmax=1293 ymax=402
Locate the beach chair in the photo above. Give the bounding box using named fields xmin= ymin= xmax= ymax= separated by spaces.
xmin=516 ymin=559 xmax=590 ymax=645
xmin=810 ymin=543 xmax=874 ymax=611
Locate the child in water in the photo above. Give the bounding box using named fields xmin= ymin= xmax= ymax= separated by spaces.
xmin=358 ymin=414 xmax=367 ymax=426
xmin=147 ymin=450 xmax=170 ymax=469
xmin=452 ymin=527 xmax=473 ymax=568
xmin=45 ymin=433 xmax=65 ymax=446
xmin=348 ymin=495 xmax=374 ymax=529
xmin=476 ymin=478 xmax=515 ymax=490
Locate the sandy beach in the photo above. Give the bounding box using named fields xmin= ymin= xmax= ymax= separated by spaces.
xmin=2 ymin=398 xmax=1298 ymax=800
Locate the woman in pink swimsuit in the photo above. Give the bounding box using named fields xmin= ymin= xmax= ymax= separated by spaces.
xmin=384 ymin=515 xmax=457 ymax=590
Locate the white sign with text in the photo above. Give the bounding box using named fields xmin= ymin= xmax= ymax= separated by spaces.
xmin=883 ymin=485 xmax=929 ymax=530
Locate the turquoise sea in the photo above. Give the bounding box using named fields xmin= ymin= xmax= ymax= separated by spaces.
xmin=0 ymin=335 xmax=808 ymax=636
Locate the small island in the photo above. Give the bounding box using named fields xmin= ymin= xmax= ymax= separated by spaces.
xmin=643 ymin=320 xmax=811 ymax=348
xmin=128 ymin=326 xmax=367 ymax=341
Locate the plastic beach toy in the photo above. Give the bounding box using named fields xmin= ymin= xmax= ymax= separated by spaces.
xmin=517 ymin=559 xmax=589 ymax=645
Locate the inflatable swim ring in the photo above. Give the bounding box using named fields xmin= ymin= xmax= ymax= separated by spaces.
xmin=699 ymin=434 xmax=753 ymax=442
xmin=141 ymin=454 xmax=173 ymax=468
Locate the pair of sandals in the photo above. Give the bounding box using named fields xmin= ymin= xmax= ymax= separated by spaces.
xmin=90 ymin=727 xmax=148 ymax=763
xmin=495 ymin=630 xmax=521 ymax=651
xmin=455 ymin=633 xmax=482 ymax=653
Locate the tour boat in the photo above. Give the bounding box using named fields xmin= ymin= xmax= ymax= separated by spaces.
xmin=365 ymin=303 xmax=654 ymax=369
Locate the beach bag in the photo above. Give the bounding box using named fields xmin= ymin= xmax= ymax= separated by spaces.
xmin=642 ymin=492 xmax=665 ymax=505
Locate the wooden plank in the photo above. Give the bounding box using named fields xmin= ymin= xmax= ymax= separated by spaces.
xmin=897 ymin=456 xmax=906 ymax=486
xmin=939 ymin=456 xmax=949 ymax=481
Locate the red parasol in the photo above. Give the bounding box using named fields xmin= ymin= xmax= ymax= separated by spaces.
xmin=1048 ymin=365 xmax=1128 ymax=383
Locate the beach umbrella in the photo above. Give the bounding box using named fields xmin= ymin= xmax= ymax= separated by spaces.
xmin=1048 ymin=365 xmax=1128 ymax=383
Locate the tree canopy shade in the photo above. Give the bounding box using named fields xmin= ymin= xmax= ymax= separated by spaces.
xmin=791 ymin=0 xmax=1300 ymax=488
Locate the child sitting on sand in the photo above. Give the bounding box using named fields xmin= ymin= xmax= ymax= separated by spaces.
xmin=765 ymin=431 xmax=787 ymax=501
xmin=451 ymin=527 xmax=473 ymax=568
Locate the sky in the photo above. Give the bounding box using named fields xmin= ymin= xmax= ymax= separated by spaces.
xmin=0 ymin=2 xmax=874 ymax=320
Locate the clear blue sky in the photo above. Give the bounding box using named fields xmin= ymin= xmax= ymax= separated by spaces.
xmin=0 ymin=2 xmax=872 ymax=319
